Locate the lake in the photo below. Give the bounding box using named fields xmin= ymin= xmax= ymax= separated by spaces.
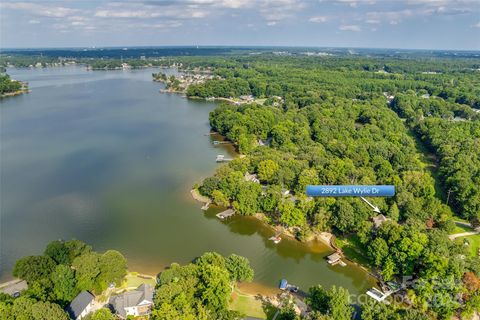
xmin=0 ymin=66 xmax=375 ymax=294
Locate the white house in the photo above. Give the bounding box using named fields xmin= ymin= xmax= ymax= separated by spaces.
xmin=66 ymin=291 xmax=95 ymax=320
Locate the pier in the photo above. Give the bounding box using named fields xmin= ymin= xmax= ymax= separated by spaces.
xmin=216 ymin=209 xmax=235 ymax=219
xmin=216 ymin=155 xmax=233 ymax=162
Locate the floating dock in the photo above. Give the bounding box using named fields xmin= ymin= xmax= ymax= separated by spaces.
xmin=216 ymin=209 xmax=235 ymax=219
xmin=216 ymin=155 xmax=233 ymax=162
xmin=326 ymin=252 xmax=347 ymax=267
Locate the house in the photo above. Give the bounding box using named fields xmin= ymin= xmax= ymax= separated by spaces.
xmin=66 ymin=291 xmax=95 ymax=320
xmin=372 ymin=214 xmax=390 ymax=229
xmin=109 ymin=284 xmax=154 ymax=319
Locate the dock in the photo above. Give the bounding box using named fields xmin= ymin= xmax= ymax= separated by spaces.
xmin=366 ymin=287 xmax=392 ymax=304
xmin=201 ymin=201 xmax=211 ymax=211
xmin=213 ymin=140 xmax=231 ymax=145
xmin=326 ymin=252 xmax=347 ymax=267
xmin=216 ymin=209 xmax=235 ymax=219
xmin=216 ymin=155 xmax=233 ymax=162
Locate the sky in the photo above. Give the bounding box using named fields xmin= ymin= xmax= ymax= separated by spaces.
xmin=0 ymin=0 xmax=479 ymax=50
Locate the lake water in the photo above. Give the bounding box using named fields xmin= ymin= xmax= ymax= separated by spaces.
xmin=0 ymin=66 xmax=375 ymax=294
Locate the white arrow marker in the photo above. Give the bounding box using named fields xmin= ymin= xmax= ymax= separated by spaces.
xmin=360 ymin=197 xmax=381 ymax=214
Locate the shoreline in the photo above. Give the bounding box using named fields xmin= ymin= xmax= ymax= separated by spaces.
xmin=190 ymin=188 xmax=336 ymax=251
xmin=1 ymin=89 xmax=29 ymax=99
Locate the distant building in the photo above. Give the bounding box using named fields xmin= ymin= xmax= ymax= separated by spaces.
xmin=239 ymin=95 xmax=254 ymax=102
xmin=372 ymin=214 xmax=390 ymax=229
xmin=109 ymin=284 xmax=154 ymax=319
xmin=66 ymin=291 xmax=95 ymax=320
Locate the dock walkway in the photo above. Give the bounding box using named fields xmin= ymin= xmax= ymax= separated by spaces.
xmin=216 ymin=209 xmax=235 ymax=219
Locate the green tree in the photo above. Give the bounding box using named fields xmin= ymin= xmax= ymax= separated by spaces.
xmin=51 ymin=264 xmax=78 ymax=304
xmin=327 ymin=286 xmax=352 ymax=320
xmin=225 ymin=254 xmax=254 ymax=282
xmin=257 ymin=160 xmax=279 ymax=183
xmin=84 ymin=308 xmax=116 ymax=320
xmin=13 ymin=255 xmax=56 ymax=284
xmin=72 ymin=252 xmax=101 ymax=292
xmin=98 ymin=250 xmax=127 ymax=288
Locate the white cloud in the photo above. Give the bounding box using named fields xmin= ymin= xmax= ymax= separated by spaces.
xmin=28 ymin=19 xmax=40 ymax=24
xmin=365 ymin=19 xmax=380 ymax=24
xmin=339 ymin=24 xmax=361 ymax=31
xmin=1 ymin=2 xmax=79 ymax=18
xmin=267 ymin=21 xmax=277 ymax=26
xmin=474 ymin=21 xmax=480 ymax=28
xmin=309 ymin=15 xmax=328 ymax=23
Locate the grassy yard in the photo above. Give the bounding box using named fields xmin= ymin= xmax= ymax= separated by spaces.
xmin=229 ymin=288 xmax=267 ymax=319
xmin=335 ymin=234 xmax=371 ymax=267
xmin=451 ymin=223 xmax=473 ymax=234
xmin=115 ymin=272 xmax=156 ymax=293
xmin=455 ymin=234 xmax=480 ymax=257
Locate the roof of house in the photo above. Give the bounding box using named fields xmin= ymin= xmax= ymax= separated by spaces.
xmin=110 ymin=284 xmax=154 ymax=318
xmin=66 ymin=291 xmax=94 ymax=319
xmin=372 ymin=214 xmax=390 ymax=228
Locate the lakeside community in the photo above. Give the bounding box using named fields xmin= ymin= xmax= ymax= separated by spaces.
xmin=1 ymin=51 xmax=480 ymax=319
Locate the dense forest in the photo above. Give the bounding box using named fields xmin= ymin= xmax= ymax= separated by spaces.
xmin=0 ymin=74 xmax=22 ymax=95
xmin=181 ymin=55 xmax=480 ymax=318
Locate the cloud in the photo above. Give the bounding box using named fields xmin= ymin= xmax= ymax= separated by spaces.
xmin=309 ymin=15 xmax=328 ymax=23
xmin=474 ymin=21 xmax=480 ymax=28
xmin=267 ymin=21 xmax=277 ymax=26
xmin=1 ymin=2 xmax=79 ymax=18
xmin=365 ymin=19 xmax=380 ymax=24
xmin=339 ymin=24 xmax=361 ymax=31
xmin=28 ymin=19 xmax=40 ymax=24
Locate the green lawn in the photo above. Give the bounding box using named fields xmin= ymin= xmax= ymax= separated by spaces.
xmin=335 ymin=234 xmax=371 ymax=267
xmin=451 ymin=223 xmax=473 ymax=234
xmin=116 ymin=272 xmax=156 ymax=293
xmin=456 ymin=234 xmax=480 ymax=257
xmin=229 ymin=288 xmax=267 ymax=319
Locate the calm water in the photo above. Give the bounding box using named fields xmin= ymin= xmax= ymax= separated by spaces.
xmin=0 ymin=66 xmax=375 ymax=294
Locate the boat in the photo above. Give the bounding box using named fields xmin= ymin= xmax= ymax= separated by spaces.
xmin=279 ymin=279 xmax=288 ymax=290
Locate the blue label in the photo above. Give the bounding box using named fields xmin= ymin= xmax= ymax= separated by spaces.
xmin=306 ymin=185 xmax=395 ymax=197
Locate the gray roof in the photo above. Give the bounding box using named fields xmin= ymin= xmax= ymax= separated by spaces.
xmin=109 ymin=284 xmax=154 ymax=318
xmin=66 ymin=291 xmax=94 ymax=319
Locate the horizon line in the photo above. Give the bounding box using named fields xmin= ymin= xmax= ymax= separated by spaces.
xmin=1 ymin=45 xmax=480 ymax=52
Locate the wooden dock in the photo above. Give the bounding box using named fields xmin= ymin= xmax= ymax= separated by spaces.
xmin=201 ymin=201 xmax=211 ymax=211
xmin=216 ymin=155 xmax=233 ymax=162
xmin=216 ymin=209 xmax=235 ymax=219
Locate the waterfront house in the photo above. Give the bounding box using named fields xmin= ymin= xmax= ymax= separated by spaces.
xmin=109 ymin=284 xmax=154 ymax=319
xmin=372 ymin=214 xmax=390 ymax=229
xmin=66 ymin=291 xmax=95 ymax=320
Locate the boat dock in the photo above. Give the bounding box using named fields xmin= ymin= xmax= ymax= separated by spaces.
xmin=201 ymin=201 xmax=211 ymax=210
xmin=216 ymin=155 xmax=233 ymax=162
xmin=213 ymin=140 xmax=231 ymax=145
xmin=366 ymin=287 xmax=393 ymax=304
xmin=216 ymin=209 xmax=235 ymax=219
xmin=326 ymin=252 xmax=347 ymax=267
